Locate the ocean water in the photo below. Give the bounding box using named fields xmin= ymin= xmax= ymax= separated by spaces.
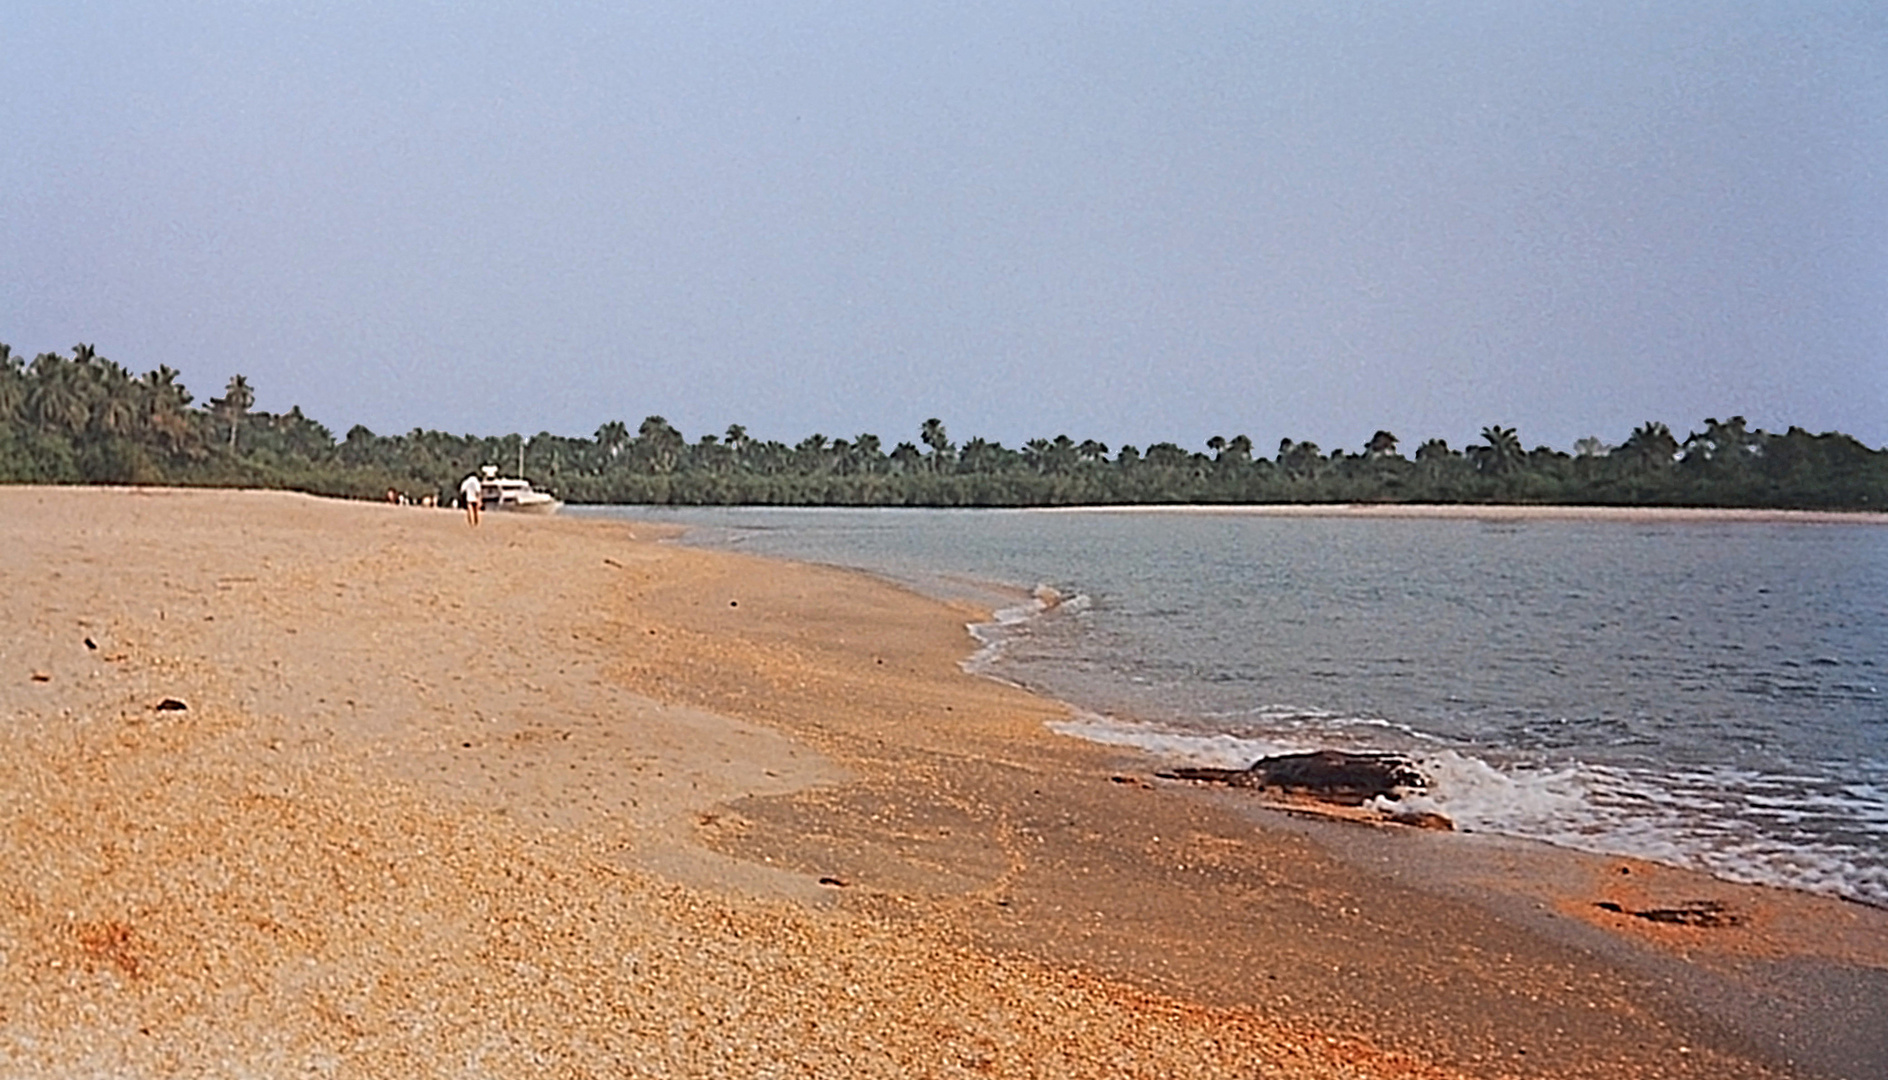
xmin=582 ymin=506 xmax=1888 ymax=908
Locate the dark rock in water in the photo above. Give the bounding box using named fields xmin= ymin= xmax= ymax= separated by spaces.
xmin=1158 ymin=749 xmax=1427 ymax=806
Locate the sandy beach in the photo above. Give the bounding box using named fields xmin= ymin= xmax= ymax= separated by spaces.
xmin=2 ymin=488 xmax=1883 ymax=1079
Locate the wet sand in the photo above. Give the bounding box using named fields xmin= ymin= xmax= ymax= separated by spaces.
xmin=2 ymin=487 xmax=1882 ymax=1078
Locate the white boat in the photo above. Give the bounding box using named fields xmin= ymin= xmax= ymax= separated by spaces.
xmin=477 ymin=465 xmax=562 ymax=514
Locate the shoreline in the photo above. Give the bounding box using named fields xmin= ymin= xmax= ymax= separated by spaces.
xmin=1031 ymin=502 xmax=1888 ymax=525
xmin=565 ymin=498 xmax=1888 ymax=1078
xmin=581 ymin=500 xmax=1888 ymax=526
xmin=5 ymin=487 xmax=1884 ymax=1078
xmin=646 ymin=503 xmax=1886 ymax=913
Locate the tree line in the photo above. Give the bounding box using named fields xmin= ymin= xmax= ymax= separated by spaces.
xmin=2 ymin=343 xmax=1883 ymax=510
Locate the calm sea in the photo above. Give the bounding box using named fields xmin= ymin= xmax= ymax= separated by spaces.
xmin=581 ymin=506 xmax=1888 ymax=908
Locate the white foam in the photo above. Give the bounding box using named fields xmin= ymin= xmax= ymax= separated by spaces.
xmin=960 ymin=584 xmax=1089 ymax=676
xmin=1049 ymin=712 xmax=1311 ymax=765
xmin=1373 ymin=750 xmax=1588 ymax=829
xmin=1046 ymin=714 xmax=1888 ymax=908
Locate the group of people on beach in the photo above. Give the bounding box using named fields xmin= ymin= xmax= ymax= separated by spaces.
xmin=380 ymin=473 xmax=485 ymax=524
xmin=384 ymin=488 xmax=438 ymax=509
xmin=372 ymin=474 xmax=488 ymax=523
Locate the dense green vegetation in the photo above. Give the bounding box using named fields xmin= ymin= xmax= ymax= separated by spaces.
xmin=3 ymin=343 xmax=1883 ymax=509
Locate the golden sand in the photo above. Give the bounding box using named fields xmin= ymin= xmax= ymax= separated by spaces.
xmin=2 ymin=488 xmax=1878 ymax=1078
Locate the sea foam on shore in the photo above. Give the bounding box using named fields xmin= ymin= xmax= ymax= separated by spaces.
xmin=1047 ymin=712 xmax=1888 ymax=908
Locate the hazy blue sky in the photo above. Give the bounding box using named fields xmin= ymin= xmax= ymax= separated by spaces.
xmin=4 ymin=2 xmax=1883 ymax=453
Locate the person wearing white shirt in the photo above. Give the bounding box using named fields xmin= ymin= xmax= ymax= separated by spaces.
xmin=459 ymin=473 xmax=483 ymax=526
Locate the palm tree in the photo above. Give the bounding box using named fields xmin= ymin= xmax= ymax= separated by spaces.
xmin=28 ymin=352 xmax=90 ymax=432
xmin=0 ymin=344 xmax=25 ymax=422
xmin=595 ymin=421 xmax=631 ymax=460
xmin=1683 ymin=416 xmax=1756 ymax=468
xmin=636 ymin=415 xmax=685 ymax=473
xmin=1412 ymin=439 xmax=1459 ymax=490
xmin=830 ymin=438 xmax=861 ymax=475
xmin=139 ymin=366 xmax=199 ymax=457
xmin=1144 ymin=442 xmax=1190 ymax=469
xmin=919 ymin=418 xmax=953 ymax=472
xmin=959 ymin=437 xmax=1003 ymax=474
xmin=691 ymin=433 xmax=733 ymax=475
xmin=1022 ymin=438 xmax=1050 ymax=473
xmin=93 ymin=384 xmax=137 ymax=437
xmin=273 ymin=406 xmax=335 ymax=459
xmin=1476 ymin=425 xmax=1524 ymax=474
xmin=212 ymin=375 xmax=256 ymax=451
xmin=73 ymin=352 xmax=141 ymax=441
xmin=889 ymin=441 xmax=923 ymax=473
xmin=1620 ymin=421 xmax=1678 ymax=471
xmin=1278 ymin=438 xmax=1323 ymax=478
xmin=76 ymin=354 xmax=139 ymax=439
xmin=795 ymin=433 xmax=831 ymax=472
xmin=746 ymin=439 xmax=790 ymax=476
xmin=1045 ymin=434 xmax=1078 ymax=475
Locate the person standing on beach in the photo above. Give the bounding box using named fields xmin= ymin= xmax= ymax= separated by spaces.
xmin=460 ymin=472 xmax=483 ymax=526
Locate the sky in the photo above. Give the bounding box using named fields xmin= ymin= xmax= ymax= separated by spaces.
xmin=4 ymin=1 xmax=1884 ymax=454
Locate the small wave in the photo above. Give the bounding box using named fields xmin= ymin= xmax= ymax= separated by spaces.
xmin=1049 ymin=712 xmax=1313 ymax=765
xmin=1410 ymin=755 xmax=1888 ymax=907
xmin=1048 ymin=715 xmax=1888 ymax=908
xmin=1193 ymin=704 xmax=1449 ymax=746
xmin=1376 ymin=750 xmax=1588 ymax=831
xmin=1198 ymin=703 xmax=1341 ymax=723
xmin=961 ymin=584 xmax=1090 ymax=677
